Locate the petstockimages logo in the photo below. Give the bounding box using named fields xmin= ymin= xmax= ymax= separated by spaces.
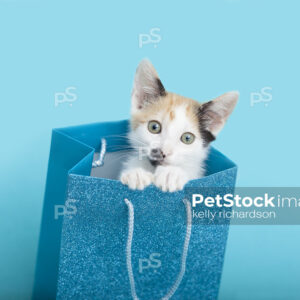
xmin=192 ymin=193 xmax=276 ymax=208
xmin=186 ymin=187 xmax=300 ymax=225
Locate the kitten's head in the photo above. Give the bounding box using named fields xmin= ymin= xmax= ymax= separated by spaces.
xmin=129 ymin=59 xmax=239 ymax=170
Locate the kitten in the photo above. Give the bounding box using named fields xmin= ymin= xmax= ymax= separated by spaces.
xmin=120 ymin=59 xmax=238 ymax=192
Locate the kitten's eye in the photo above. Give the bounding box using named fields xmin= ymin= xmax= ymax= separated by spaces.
xmin=148 ymin=120 xmax=162 ymax=134
xmin=181 ymin=132 xmax=195 ymax=144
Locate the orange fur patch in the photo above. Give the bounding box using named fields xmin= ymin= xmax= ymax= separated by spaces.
xmin=169 ymin=110 xmax=175 ymax=121
xmin=131 ymin=92 xmax=201 ymax=131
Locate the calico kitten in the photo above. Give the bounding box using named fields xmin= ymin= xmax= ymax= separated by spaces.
xmin=120 ymin=59 xmax=238 ymax=192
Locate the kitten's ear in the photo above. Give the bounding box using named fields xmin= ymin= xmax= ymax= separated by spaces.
xmin=131 ymin=59 xmax=166 ymax=112
xmin=198 ymin=91 xmax=239 ymax=140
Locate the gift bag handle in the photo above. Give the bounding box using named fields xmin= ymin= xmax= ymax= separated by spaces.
xmin=92 ymin=138 xmax=107 ymax=168
xmin=124 ymin=198 xmax=192 ymax=300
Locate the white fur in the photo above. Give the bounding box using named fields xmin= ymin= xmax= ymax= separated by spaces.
xmin=120 ymin=168 xmax=153 ymax=190
xmin=120 ymin=104 xmax=208 ymax=192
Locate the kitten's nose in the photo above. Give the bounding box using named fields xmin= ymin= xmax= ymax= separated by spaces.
xmin=150 ymin=148 xmax=165 ymax=160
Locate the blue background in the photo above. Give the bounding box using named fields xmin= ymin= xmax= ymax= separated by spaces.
xmin=0 ymin=0 xmax=299 ymax=299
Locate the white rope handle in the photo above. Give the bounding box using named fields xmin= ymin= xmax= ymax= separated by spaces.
xmin=124 ymin=198 xmax=192 ymax=300
xmin=124 ymin=199 xmax=139 ymax=300
xmin=162 ymin=199 xmax=192 ymax=300
xmin=92 ymin=138 xmax=107 ymax=168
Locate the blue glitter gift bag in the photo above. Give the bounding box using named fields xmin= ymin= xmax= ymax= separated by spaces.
xmin=33 ymin=120 xmax=237 ymax=300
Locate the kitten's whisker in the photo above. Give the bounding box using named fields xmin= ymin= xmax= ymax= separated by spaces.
xmin=106 ymin=155 xmax=131 ymax=164
xmin=95 ymin=154 xmax=131 ymax=169
xmin=106 ymin=145 xmax=133 ymax=150
xmin=126 ymin=137 xmax=148 ymax=146
xmin=99 ymin=134 xmax=148 ymax=147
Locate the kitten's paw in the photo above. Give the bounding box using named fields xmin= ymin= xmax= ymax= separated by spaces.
xmin=120 ymin=168 xmax=153 ymax=190
xmin=154 ymin=166 xmax=189 ymax=192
